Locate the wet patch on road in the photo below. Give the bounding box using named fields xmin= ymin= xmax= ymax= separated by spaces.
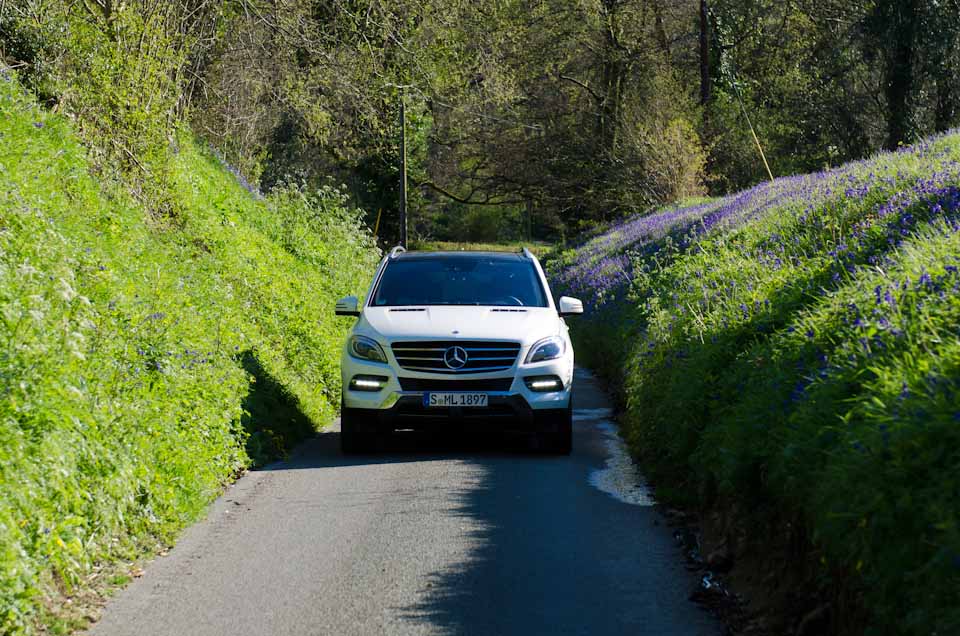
xmin=572 ymin=408 xmax=615 ymax=421
xmin=574 ymin=408 xmax=655 ymax=507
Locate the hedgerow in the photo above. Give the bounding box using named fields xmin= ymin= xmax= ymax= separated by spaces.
xmin=550 ymin=133 xmax=960 ymax=635
xmin=0 ymin=72 xmax=378 ymax=633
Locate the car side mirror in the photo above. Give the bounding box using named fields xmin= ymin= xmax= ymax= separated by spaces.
xmin=558 ymin=296 xmax=584 ymax=317
xmin=335 ymin=296 xmax=360 ymax=317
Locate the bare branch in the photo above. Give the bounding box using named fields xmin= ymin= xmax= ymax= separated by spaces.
xmin=558 ymin=73 xmax=603 ymax=103
xmin=414 ymin=178 xmax=524 ymax=206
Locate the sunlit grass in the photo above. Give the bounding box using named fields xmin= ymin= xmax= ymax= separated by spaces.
xmin=0 ymin=74 xmax=378 ymax=633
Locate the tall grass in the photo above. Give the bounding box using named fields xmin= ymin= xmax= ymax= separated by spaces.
xmin=0 ymin=72 xmax=379 ymax=633
xmin=550 ymin=132 xmax=960 ymax=635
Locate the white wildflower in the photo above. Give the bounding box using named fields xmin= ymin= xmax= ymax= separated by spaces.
xmin=1 ymin=305 xmax=20 ymax=327
xmin=67 ymin=331 xmax=86 ymax=360
xmin=16 ymin=263 xmax=39 ymax=278
xmin=56 ymin=278 xmax=77 ymax=302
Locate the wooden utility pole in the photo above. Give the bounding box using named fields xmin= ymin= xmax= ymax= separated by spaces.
xmin=399 ymin=88 xmax=408 ymax=248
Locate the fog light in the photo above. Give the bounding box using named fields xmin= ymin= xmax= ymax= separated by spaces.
xmin=350 ymin=375 xmax=389 ymax=392
xmin=524 ymin=375 xmax=563 ymax=392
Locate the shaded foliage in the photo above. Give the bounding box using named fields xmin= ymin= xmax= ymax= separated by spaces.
xmin=5 ymin=1 xmax=957 ymax=242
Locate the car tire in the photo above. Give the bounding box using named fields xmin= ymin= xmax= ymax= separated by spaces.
xmin=340 ymin=402 xmax=376 ymax=454
xmin=539 ymin=403 xmax=572 ymax=455
xmin=552 ymin=404 xmax=573 ymax=455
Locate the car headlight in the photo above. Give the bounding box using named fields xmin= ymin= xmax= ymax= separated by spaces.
xmin=349 ymin=335 xmax=387 ymax=363
xmin=525 ymin=336 xmax=566 ymax=364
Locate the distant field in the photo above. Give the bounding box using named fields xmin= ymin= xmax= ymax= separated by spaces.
xmin=408 ymin=240 xmax=553 ymax=257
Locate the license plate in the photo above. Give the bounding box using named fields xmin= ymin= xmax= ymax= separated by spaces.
xmin=423 ymin=392 xmax=489 ymax=408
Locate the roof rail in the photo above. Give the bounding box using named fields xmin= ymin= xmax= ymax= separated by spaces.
xmin=521 ymin=247 xmax=534 ymax=260
xmin=389 ymin=245 xmax=407 ymax=259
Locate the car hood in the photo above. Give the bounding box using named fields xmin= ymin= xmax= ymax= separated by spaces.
xmin=359 ymin=306 xmax=561 ymax=345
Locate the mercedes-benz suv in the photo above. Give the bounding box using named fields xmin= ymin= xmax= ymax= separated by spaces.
xmin=335 ymin=247 xmax=583 ymax=454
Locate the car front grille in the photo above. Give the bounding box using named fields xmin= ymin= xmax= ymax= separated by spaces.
xmin=391 ymin=341 xmax=521 ymax=374
xmin=398 ymin=377 xmax=514 ymax=391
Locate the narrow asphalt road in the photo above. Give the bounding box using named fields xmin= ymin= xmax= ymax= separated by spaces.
xmin=90 ymin=368 xmax=721 ymax=636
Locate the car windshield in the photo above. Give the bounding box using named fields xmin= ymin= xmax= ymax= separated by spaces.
xmin=372 ymin=255 xmax=549 ymax=307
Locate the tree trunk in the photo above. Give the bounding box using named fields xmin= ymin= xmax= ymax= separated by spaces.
xmin=653 ymin=5 xmax=671 ymax=58
xmin=881 ymin=0 xmax=918 ymax=149
xmin=598 ymin=0 xmax=625 ymax=158
xmin=600 ymin=58 xmax=623 ymax=155
xmin=935 ymin=78 xmax=957 ymax=132
xmin=699 ymin=0 xmax=711 ymax=106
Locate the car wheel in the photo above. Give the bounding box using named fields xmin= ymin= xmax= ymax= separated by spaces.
xmin=340 ymin=402 xmax=376 ymax=454
xmin=538 ymin=404 xmax=572 ymax=455
xmin=552 ymin=404 xmax=573 ymax=455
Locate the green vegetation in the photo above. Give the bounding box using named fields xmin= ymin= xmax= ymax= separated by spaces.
xmin=550 ymin=133 xmax=960 ymax=635
xmin=8 ymin=1 xmax=957 ymax=245
xmin=0 ymin=74 xmax=378 ymax=633
xmin=3 ymin=1 xmax=960 ymax=633
xmin=409 ymin=240 xmax=552 ymax=256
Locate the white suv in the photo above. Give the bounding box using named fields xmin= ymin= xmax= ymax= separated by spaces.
xmin=335 ymin=247 xmax=583 ymax=454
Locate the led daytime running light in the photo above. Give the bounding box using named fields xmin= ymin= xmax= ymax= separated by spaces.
xmin=349 ymin=375 xmax=389 ymax=392
xmin=530 ymin=379 xmax=560 ymax=390
xmin=524 ymin=375 xmax=564 ymax=392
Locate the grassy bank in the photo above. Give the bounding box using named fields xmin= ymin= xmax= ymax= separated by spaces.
xmin=0 ymin=72 xmax=379 ymax=633
xmin=549 ymin=134 xmax=960 ymax=635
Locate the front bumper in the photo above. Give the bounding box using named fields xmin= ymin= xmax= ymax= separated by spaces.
xmin=344 ymin=393 xmax=569 ymax=434
xmin=341 ymin=349 xmax=574 ymax=413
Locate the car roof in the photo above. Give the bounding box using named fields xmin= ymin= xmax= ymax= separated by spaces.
xmin=393 ymin=250 xmax=529 ymax=262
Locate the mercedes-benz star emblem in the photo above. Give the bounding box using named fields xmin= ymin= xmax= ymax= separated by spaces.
xmin=443 ymin=346 xmax=468 ymax=370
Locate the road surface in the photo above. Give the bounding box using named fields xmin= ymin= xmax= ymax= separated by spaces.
xmin=90 ymin=368 xmax=720 ymax=636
